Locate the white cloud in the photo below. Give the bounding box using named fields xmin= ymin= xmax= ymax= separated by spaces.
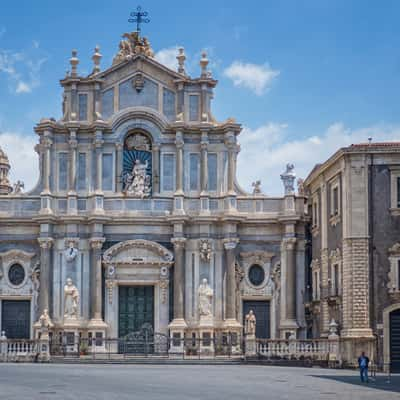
xmin=0 ymin=132 xmax=39 ymax=191
xmin=237 ymin=122 xmax=400 ymax=196
xmin=155 ymin=46 xmax=180 ymax=71
xmin=0 ymin=41 xmax=47 ymax=95
xmin=224 ymin=61 xmax=280 ymax=96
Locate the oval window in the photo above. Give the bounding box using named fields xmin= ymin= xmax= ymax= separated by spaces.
xmin=8 ymin=263 xmax=25 ymax=286
xmin=248 ymin=264 xmax=265 ymax=286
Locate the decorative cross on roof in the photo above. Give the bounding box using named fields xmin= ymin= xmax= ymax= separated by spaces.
xmin=128 ymin=6 xmax=150 ymax=35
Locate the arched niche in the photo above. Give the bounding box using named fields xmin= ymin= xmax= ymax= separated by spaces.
xmin=121 ymin=130 xmax=153 ymax=197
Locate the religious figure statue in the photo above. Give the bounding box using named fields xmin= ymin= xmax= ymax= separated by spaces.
xmin=64 ymin=241 xmax=78 ymax=262
xmin=64 ymin=278 xmax=80 ymax=319
xmin=280 ymin=163 xmax=296 ymax=195
xmin=245 ymin=310 xmax=256 ymax=336
xmin=198 ymin=278 xmax=213 ymax=317
xmin=124 ymin=159 xmax=151 ymax=198
xmin=252 ymin=180 xmax=262 ymax=195
xmin=112 ymin=31 xmax=154 ymax=65
xmin=39 ymin=309 xmax=54 ymax=331
xmin=13 ymin=180 xmax=24 ymax=194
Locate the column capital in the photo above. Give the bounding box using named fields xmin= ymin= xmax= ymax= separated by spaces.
xmin=283 ymin=237 xmax=297 ymax=250
xmin=38 ymin=237 xmax=53 ymax=249
xmin=223 ymin=238 xmax=239 ymax=250
xmin=94 ymin=139 xmax=104 ymax=148
xmin=90 ymin=237 xmax=106 ymax=250
xmin=171 ymin=237 xmax=186 ymax=249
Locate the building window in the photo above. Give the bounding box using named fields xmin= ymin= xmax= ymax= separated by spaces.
xmin=77 ymin=153 xmax=87 ymax=191
xmin=329 ymin=177 xmax=340 ymax=218
xmin=58 ymin=152 xmax=68 ymax=191
xmin=78 ymin=94 xmax=88 ymax=121
xmin=162 ymin=153 xmax=175 ymax=192
xmin=8 ymin=263 xmax=25 ymax=286
xmin=332 ymin=187 xmax=339 ymax=215
xmin=189 ymin=95 xmax=199 ymax=121
xmin=248 ymin=264 xmax=265 ymax=286
xmin=312 ymin=198 xmax=319 ymax=228
xmin=189 ymin=153 xmax=200 ymax=191
xmin=207 ymin=153 xmax=218 ymax=192
xmin=389 ymin=168 xmax=400 ymax=213
xmin=102 ymin=153 xmax=113 ymax=191
xmin=102 ymin=88 xmax=114 ymax=119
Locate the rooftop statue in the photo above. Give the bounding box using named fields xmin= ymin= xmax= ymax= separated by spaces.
xmin=113 ymin=32 xmax=154 ymax=65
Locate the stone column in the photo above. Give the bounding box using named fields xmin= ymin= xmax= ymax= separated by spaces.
xmin=115 ymin=143 xmax=123 ymax=193
xmin=200 ymin=132 xmax=208 ymax=194
xmin=175 ymin=132 xmax=184 ymax=195
xmin=89 ymin=237 xmax=105 ymax=321
xmin=224 ymin=132 xmax=236 ymax=195
xmin=223 ymin=239 xmax=239 ymax=322
xmin=37 ymin=238 xmax=53 ymax=316
xmin=152 ymin=144 xmax=160 ymax=194
xmin=95 ymin=139 xmax=103 ymax=193
xmin=285 ymin=238 xmax=297 ymax=321
xmin=43 ymin=136 xmax=52 ymax=193
xmin=171 ymin=237 xmax=186 ymax=321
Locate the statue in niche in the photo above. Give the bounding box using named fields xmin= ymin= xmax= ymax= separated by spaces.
xmin=64 ymin=241 xmax=78 ymax=262
xmin=124 ymin=159 xmax=151 ymax=198
xmin=198 ymin=278 xmax=213 ymax=317
xmin=245 ymin=310 xmax=256 ymax=336
xmin=64 ymin=278 xmax=80 ymax=319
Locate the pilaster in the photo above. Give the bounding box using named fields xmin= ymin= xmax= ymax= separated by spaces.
xmin=37 ymin=237 xmax=53 ymax=316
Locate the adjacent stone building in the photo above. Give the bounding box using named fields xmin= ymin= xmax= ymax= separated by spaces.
xmin=304 ymin=143 xmax=400 ymax=371
xmin=0 ymin=30 xmax=308 ymax=350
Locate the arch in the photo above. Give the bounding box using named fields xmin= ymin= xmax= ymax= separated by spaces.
xmin=383 ymin=302 xmax=400 ymax=371
xmin=103 ymin=239 xmax=173 ymax=266
xmin=110 ymin=107 xmax=170 ymax=139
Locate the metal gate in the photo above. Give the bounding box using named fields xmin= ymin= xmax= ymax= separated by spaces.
xmin=390 ymin=308 xmax=400 ymax=372
xmin=1 ymin=300 xmax=30 ymax=339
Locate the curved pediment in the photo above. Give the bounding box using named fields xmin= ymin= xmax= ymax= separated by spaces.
xmin=103 ymin=239 xmax=173 ymax=266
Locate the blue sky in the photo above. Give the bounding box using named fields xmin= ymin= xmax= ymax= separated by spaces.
xmin=1 ymin=0 xmax=400 ymax=194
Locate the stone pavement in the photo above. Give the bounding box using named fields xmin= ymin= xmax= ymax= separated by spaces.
xmin=0 ymin=364 xmax=398 ymax=400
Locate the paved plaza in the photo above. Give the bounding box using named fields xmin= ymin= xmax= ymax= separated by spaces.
xmin=0 ymin=364 xmax=399 ymax=400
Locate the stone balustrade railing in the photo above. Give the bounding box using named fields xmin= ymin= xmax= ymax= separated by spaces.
xmin=0 ymin=339 xmax=38 ymax=362
xmin=256 ymin=339 xmax=340 ymax=361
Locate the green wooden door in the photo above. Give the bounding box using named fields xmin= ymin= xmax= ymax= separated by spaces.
xmin=118 ymin=286 xmax=154 ymax=338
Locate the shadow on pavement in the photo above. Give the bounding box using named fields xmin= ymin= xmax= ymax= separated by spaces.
xmin=310 ymin=374 xmax=400 ymax=393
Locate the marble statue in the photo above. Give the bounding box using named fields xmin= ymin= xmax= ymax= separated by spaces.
xmin=198 ymin=278 xmax=213 ymax=316
xmin=113 ymin=32 xmax=154 ymax=65
xmin=280 ymin=163 xmax=296 ymax=195
xmin=245 ymin=310 xmax=256 ymax=336
xmin=252 ymin=180 xmax=262 ymax=195
xmin=64 ymin=278 xmax=80 ymax=319
xmin=64 ymin=241 xmax=78 ymax=262
xmin=39 ymin=309 xmax=54 ymax=330
xmin=297 ymin=178 xmax=305 ymax=196
xmin=13 ymin=180 xmax=24 ymax=194
xmin=125 ymin=159 xmax=151 ymax=198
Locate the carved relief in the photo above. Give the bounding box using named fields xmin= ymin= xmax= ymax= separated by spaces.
xmin=113 ymin=32 xmax=154 ymax=65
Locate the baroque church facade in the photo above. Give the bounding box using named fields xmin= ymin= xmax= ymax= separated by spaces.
xmin=0 ymin=30 xmax=308 ymax=348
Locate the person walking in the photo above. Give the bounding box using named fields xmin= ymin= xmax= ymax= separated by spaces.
xmin=358 ymin=351 xmax=370 ymax=383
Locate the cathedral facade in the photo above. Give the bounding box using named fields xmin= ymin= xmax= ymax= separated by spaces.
xmin=0 ymin=30 xmax=307 ymax=348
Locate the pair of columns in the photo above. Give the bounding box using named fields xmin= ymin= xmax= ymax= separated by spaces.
xmin=171 ymin=237 xmax=239 ymax=324
xmin=37 ymin=237 xmax=105 ymax=323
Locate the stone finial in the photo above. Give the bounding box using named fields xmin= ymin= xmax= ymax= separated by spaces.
xmin=92 ymin=45 xmax=102 ymax=74
xmin=70 ymin=49 xmax=79 ymax=77
xmin=280 ymin=163 xmax=296 ymax=195
xmin=176 ymin=47 xmax=186 ymax=75
xmin=0 ymin=147 xmax=12 ymax=195
xmin=200 ymin=51 xmax=209 ymax=78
